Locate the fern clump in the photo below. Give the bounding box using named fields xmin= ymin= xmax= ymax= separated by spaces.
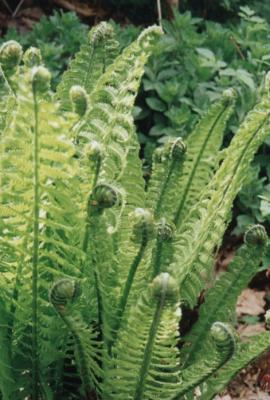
xmin=0 ymin=22 xmax=269 ymax=400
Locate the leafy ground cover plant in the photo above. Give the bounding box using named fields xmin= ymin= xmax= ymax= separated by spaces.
xmin=0 ymin=21 xmax=270 ymax=400
xmin=0 ymin=10 xmax=88 ymax=88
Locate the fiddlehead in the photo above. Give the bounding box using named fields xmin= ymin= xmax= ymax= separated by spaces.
xmin=32 ymin=65 xmax=51 ymax=94
xmin=50 ymin=278 xmax=81 ymax=315
xmin=181 ymin=224 xmax=268 ymax=368
xmin=23 ymin=47 xmax=42 ymax=68
xmin=69 ymin=85 xmax=88 ymax=117
xmin=56 ymin=21 xmax=119 ymax=111
xmin=201 ymin=330 xmax=270 ymax=399
xmin=172 ymin=322 xmax=236 ymax=399
xmin=147 ymin=136 xmax=187 ymax=219
xmin=0 ymin=40 xmax=22 ymax=73
xmin=50 ymin=279 xmax=101 ymax=397
xmin=244 ymin=224 xmax=268 ymax=246
xmin=151 ymin=218 xmax=175 ymax=278
xmin=90 ymin=183 xmax=121 ymax=210
xmin=0 ymin=40 xmax=22 ymax=94
xmin=103 ymin=273 xmax=182 ymax=400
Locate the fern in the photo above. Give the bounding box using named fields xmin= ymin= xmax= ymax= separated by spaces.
xmin=0 ymin=24 xmax=269 ymax=400
xmin=56 ymin=21 xmax=119 ymax=111
xmin=200 ymin=330 xmax=270 ymax=399
xmin=181 ymin=224 xmax=268 ymax=368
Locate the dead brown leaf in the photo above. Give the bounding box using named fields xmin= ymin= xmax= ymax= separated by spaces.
xmin=237 ymin=289 xmax=266 ymax=316
xmin=238 ymin=323 xmax=266 ymax=338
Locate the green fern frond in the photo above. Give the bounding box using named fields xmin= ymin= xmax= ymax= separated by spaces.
xmin=172 ymin=322 xmax=236 ymax=399
xmin=200 ymin=331 xmax=270 ymax=400
xmin=0 ymin=65 xmax=84 ymax=398
xmin=171 ymin=86 xmax=270 ymax=307
xmin=50 ymin=279 xmax=101 ymax=397
xmin=146 ymin=137 xmax=187 ymax=220
xmin=56 ymin=22 xmax=119 ymax=111
xmin=181 ymin=224 xmax=267 ymax=367
xmin=102 ymin=273 xmax=182 ymax=400
xmin=173 ymin=89 xmax=236 ymax=229
xmin=0 ymin=65 xmax=15 ymax=132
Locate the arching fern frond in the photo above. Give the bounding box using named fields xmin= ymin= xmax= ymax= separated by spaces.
xmin=50 ymin=279 xmax=101 ymax=397
xmin=172 ymin=322 xmax=236 ymax=399
xmin=171 ymin=85 xmax=270 ymax=307
xmin=173 ymin=89 xmax=236 ymax=229
xmin=200 ymin=330 xmax=270 ymax=400
xmin=181 ymin=224 xmax=268 ymax=367
xmin=102 ymin=273 xmax=182 ymax=400
xmin=0 ymin=65 xmax=15 ymax=133
xmin=56 ymin=21 xmax=119 ymax=111
xmin=0 ymin=65 xmax=84 ymax=398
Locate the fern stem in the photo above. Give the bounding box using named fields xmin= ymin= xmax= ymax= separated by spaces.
xmin=151 ymin=238 xmax=163 ymax=278
xmin=173 ymin=105 xmax=227 ymax=228
xmin=60 ymin=314 xmax=93 ymax=398
xmin=82 ymin=156 xmax=101 ymax=255
xmin=154 ymin=159 xmax=176 ymax=218
xmin=133 ymin=275 xmax=168 ymax=399
xmin=111 ymin=230 xmax=148 ymax=348
xmin=32 ymin=88 xmax=40 ymax=399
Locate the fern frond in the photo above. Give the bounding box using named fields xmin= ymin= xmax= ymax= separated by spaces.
xmin=181 ymin=224 xmax=267 ymax=367
xmin=171 ymin=85 xmax=270 ymax=307
xmin=50 ymin=279 xmax=101 ymax=397
xmin=146 ymin=137 xmax=187 ymax=220
xmin=102 ymin=273 xmax=182 ymax=400
xmin=0 ymin=65 xmax=15 ymax=133
xmin=173 ymin=89 xmax=236 ymax=228
xmin=200 ymin=331 xmax=270 ymax=400
xmin=171 ymin=322 xmax=236 ymax=399
xmin=0 ymin=66 xmax=84 ymax=397
xmin=56 ymin=22 xmax=119 ymax=111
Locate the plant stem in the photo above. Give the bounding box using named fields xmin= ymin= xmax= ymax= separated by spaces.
xmin=157 ymin=0 xmax=162 ymax=26
xmin=111 ymin=230 xmax=148 ymax=349
xmin=32 ymin=88 xmax=40 ymax=399
xmin=133 ymin=275 xmax=168 ymax=399
xmin=173 ymin=106 xmax=227 ymax=228
xmin=61 ymin=314 xmax=92 ymax=397
xmin=151 ymin=237 xmax=163 ymax=278
xmin=154 ymin=158 xmax=176 ymax=218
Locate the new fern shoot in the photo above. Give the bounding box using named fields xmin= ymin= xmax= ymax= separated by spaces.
xmin=0 ymin=21 xmax=269 ymax=400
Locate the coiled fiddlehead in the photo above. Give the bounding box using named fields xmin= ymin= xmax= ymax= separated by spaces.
xmin=151 ymin=218 xmax=175 ymax=278
xmin=50 ymin=280 xmax=100 ymax=397
xmin=50 ymin=279 xmax=81 ymax=315
xmin=156 ymin=218 xmax=174 ymax=242
xmin=244 ymin=224 xmax=268 ymax=246
xmin=130 ymin=207 xmax=155 ymax=243
xmin=181 ymin=223 xmax=268 ymax=368
xmin=69 ymin=85 xmax=88 ymax=117
xmin=103 ymin=273 xmax=182 ymax=399
xmin=147 ymin=137 xmax=187 ymax=219
xmin=31 ymin=66 xmax=51 ymax=95
xmin=90 ymin=183 xmax=121 ymax=210
xmin=0 ymin=40 xmax=22 ymax=72
xmin=23 ymin=47 xmax=42 ymax=68
xmin=172 ymin=322 xmax=236 ymax=399
xmin=170 ymin=137 xmax=187 ymax=160
xmin=210 ymin=322 xmax=236 ymax=358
